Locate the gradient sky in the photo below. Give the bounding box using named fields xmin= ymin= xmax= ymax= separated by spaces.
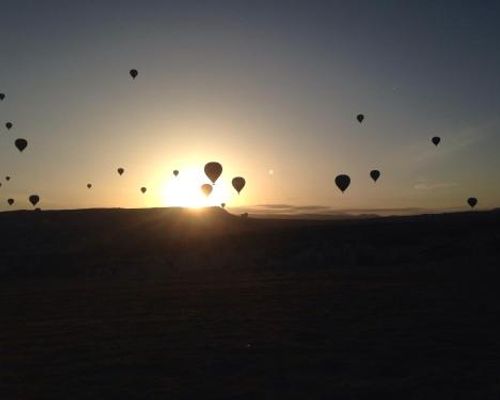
xmin=1 ymin=0 xmax=499 ymax=215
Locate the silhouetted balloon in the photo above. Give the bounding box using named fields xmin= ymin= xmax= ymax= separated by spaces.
xmin=87 ymin=183 xmax=92 ymax=189
xmin=204 ymin=162 xmax=223 ymax=184
xmin=117 ymin=168 xmax=124 ymax=176
xmin=370 ymin=170 xmax=380 ymax=182
xmin=5 ymin=176 xmax=10 ymax=181
xmin=29 ymin=195 xmax=40 ymax=207
xmin=173 ymin=170 xmax=179 ymax=177
xmin=356 ymin=114 xmax=364 ymax=123
xmin=241 ymin=212 xmax=249 ymax=218
xmin=5 ymin=122 xmax=13 ymax=130
xmin=467 ymin=197 xmax=478 ymax=208
xmin=140 ymin=187 xmax=147 ymax=194
xmin=432 ymin=136 xmax=441 ymax=146
xmin=129 ymin=69 xmax=138 ymax=79
xmin=201 ymin=184 xmax=213 ymax=197
xmin=335 ymin=174 xmax=351 ymax=193
xmin=0 ymin=93 xmax=5 ymax=101
xmin=221 ymin=203 xmax=226 ymax=208
xmin=15 ymin=138 xmax=28 ymax=152
xmin=7 ymin=199 xmax=14 ymax=206
xmin=232 ymin=177 xmax=246 ymax=194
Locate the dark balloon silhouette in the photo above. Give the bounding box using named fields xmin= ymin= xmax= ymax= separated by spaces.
xmin=7 ymin=198 xmax=14 ymax=206
xmin=221 ymin=202 xmax=226 ymax=208
xmin=201 ymin=183 xmax=213 ymax=197
xmin=356 ymin=114 xmax=364 ymax=123
xmin=87 ymin=183 xmax=92 ymax=189
xmin=204 ymin=162 xmax=223 ymax=184
xmin=5 ymin=122 xmax=13 ymax=130
xmin=467 ymin=197 xmax=478 ymax=208
xmin=0 ymin=93 xmax=5 ymax=101
xmin=232 ymin=177 xmax=246 ymax=194
xmin=173 ymin=170 xmax=179 ymax=177
xmin=129 ymin=69 xmax=138 ymax=79
xmin=29 ymin=195 xmax=40 ymax=207
xmin=241 ymin=212 xmax=249 ymax=218
xmin=335 ymin=174 xmax=351 ymax=193
xmin=370 ymin=170 xmax=381 ymax=182
xmin=140 ymin=187 xmax=147 ymax=194
xmin=5 ymin=176 xmax=11 ymax=181
xmin=117 ymin=168 xmax=125 ymax=176
xmin=432 ymin=136 xmax=441 ymax=146
xmin=15 ymin=138 xmax=28 ymax=152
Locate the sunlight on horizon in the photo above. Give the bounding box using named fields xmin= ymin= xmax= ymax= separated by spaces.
xmin=160 ymin=166 xmax=235 ymax=208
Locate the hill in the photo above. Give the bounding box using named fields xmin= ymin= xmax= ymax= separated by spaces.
xmin=1 ymin=208 xmax=500 ymax=399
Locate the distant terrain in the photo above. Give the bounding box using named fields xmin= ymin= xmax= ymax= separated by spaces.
xmin=1 ymin=208 xmax=500 ymax=398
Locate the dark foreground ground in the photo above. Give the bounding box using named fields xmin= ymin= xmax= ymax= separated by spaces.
xmin=1 ymin=208 xmax=500 ymax=399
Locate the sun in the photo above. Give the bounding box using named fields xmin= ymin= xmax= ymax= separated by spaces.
xmin=161 ymin=166 xmax=234 ymax=208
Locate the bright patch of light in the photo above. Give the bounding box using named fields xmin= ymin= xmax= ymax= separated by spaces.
xmin=161 ymin=166 xmax=234 ymax=208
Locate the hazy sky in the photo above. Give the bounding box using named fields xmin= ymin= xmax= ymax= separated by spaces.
xmin=1 ymin=0 xmax=499 ymax=215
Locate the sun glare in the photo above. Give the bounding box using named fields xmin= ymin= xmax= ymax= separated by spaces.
xmin=161 ymin=166 xmax=234 ymax=208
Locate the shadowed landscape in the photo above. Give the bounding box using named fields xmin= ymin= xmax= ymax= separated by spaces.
xmin=2 ymin=208 xmax=500 ymax=399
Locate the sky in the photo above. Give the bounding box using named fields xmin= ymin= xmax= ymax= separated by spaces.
xmin=1 ymin=0 xmax=499 ymax=215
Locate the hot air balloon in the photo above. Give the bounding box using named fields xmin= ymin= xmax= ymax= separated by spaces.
xmin=87 ymin=183 xmax=92 ymax=189
xmin=29 ymin=195 xmax=40 ymax=207
xmin=201 ymin=184 xmax=213 ymax=197
xmin=204 ymin=162 xmax=223 ymax=184
xmin=173 ymin=170 xmax=179 ymax=177
xmin=370 ymin=170 xmax=381 ymax=182
xmin=335 ymin=174 xmax=351 ymax=193
xmin=15 ymin=138 xmax=28 ymax=152
xmin=467 ymin=197 xmax=478 ymax=208
xmin=356 ymin=114 xmax=364 ymax=123
xmin=221 ymin=203 xmax=226 ymax=208
xmin=5 ymin=122 xmax=13 ymax=130
xmin=7 ymin=199 xmax=14 ymax=206
xmin=432 ymin=136 xmax=441 ymax=146
xmin=140 ymin=187 xmax=147 ymax=194
xmin=0 ymin=93 xmax=5 ymax=101
xmin=232 ymin=177 xmax=246 ymax=194
xmin=117 ymin=168 xmax=124 ymax=176
xmin=5 ymin=176 xmax=10 ymax=181
xmin=129 ymin=69 xmax=138 ymax=79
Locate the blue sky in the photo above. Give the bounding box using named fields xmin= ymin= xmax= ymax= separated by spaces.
xmin=1 ymin=0 xmax=499 ymax=214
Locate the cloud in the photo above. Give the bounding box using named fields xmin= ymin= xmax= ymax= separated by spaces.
xmin=234 ymin=204 xmax=427 ymax=218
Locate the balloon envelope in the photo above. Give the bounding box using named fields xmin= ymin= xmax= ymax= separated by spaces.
xmin=201 ymin=184 xmax=213 ymax=197
xmin=87 ymin=183 xmax=92 ymax=189
xmin=0 ymin=93 xmax=5 ymax=100
xmin=5 ymin=122 xmax=13 ymax=130
xmin=5 ymin=176 xmax=10 ymax=181
xmin=117 ymin=168 xmax=124 ymax=176
xmin=141 ymin=187 xmax=147 ymax=194
xmin=173 ymin=170 xmax=179 ymax=177
xmin=15 ymin=138 xmax=28 ymax=152
xmin=7 ymin=199 xmax=14 ymax=206
xmin=221 ymin=203 xmax=226 ymax=208
xmin=29 ymin=195 xmax=40 ymax=206
xmin=232 ymin=177 xmax=246 ymax=194
xmin=129 ymin=69 xmax=138 ymax=79
xmin=467 ymin=197 xmax=478 ymax=208
xmin=204 ymin=162 xmax=223 ymax=184
xmin=370 ymin=170 xmax=381 ymax=182
xmin=335 ymin=174 xmax=351 ymax=193
xmin=356 ymin=114 xmax=364 ymax=123
xmin=432 ymin=136 xmax=441 ymax=146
